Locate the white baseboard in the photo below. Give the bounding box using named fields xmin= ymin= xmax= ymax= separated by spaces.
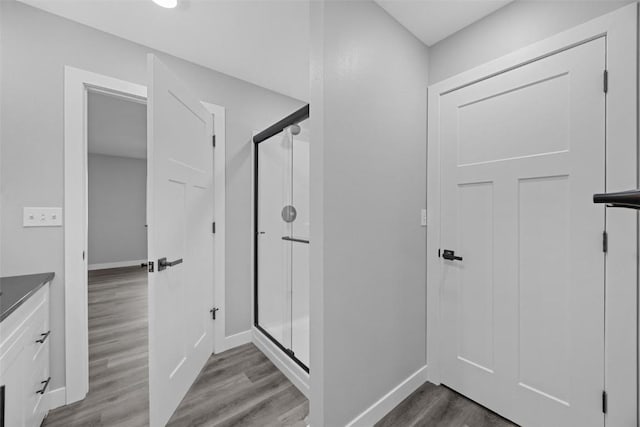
xmin=88 ymin=259 xmax=147 ymax=271
xmin=346 ymin=365 xmax=429 ymax=427
xmin=252 ymin=327 xmax=310 ymax=398
xmin=47 ymin=387 xmax=67 ymax=410
xmin=219 ymin=330 xmax=252 ymax=352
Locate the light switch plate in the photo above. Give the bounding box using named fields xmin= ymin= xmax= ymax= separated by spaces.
xmin=421 ymin=209 xmax=427 ymax=227
xmin=24 ymin=207 xmax=63 ymax=227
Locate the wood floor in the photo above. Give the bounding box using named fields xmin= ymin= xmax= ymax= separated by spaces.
xmin=43 ymin=266 xmax=515 ymax=427
xmin=43 ymin=266 xmax=309 ymax=427
xmin=376 ymin=382 xmax=518 ymax=427
xmin=44 ymin=266 xmax=150 ymax=427
xmin=166 ymin=344 xmax=308 ymax=426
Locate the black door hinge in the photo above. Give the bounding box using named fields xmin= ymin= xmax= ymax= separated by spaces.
xmin=212 ymin=135 xmax=216 ymax=147
xmin=82 ymin=251 xmax=85 ymax=260
xmin=148 ymin=261 xmax=154 ymax=273
xmin=210 ymin=307 xmax=219 ymax=320
xmin=604 ymin=70 xmax=608 ymax=94
xmin=212 ymin=222 xmax=216 ymax=234
xmin=438 ymin=249 xmax=441 ymax=258
xmin=602 ymin=390 xmax=608 ymax=414
xmin=603 ymin=231 xmax=608 ymax=253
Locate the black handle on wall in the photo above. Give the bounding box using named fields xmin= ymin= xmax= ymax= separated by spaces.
xmin=593 ymin=189 xmax=640 ymax=209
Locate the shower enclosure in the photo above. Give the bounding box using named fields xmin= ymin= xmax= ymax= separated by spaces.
xmin=254 ymin=105 xmax=310 ymax=372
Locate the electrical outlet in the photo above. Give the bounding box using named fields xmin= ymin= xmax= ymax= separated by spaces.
xmin=23 ymin=207 xmax=63 ymax=227
xmin=421 ymin=209 xmax=427 ymax=227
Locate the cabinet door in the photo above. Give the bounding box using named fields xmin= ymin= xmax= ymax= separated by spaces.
xmin=25 ymin=342 xmax=49 ymax=427
xmin=0 ymin=331 xmax=29 ymax=427
xmin=25 ymin=294 xmax=50 ymax=427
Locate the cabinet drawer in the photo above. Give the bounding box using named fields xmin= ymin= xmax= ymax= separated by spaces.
xmin=24 ymin=298 xmax=50 ymax=364
xmin=0 ymin=283 xmax=51 ymax=427
xmin=0 ymin=285 xmax=49 ymax=359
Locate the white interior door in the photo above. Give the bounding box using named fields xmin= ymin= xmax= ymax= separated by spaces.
xmin=147 ymin=54 xmax=214 ymax=427
xmin=439 ymin=38 xmax=606 ymax=427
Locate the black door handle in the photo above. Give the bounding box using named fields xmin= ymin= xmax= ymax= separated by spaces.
xmin=36 ymin=377 xmax=51 ymax=395
xmin=158 ymin=257 xmax=183 ymax=271
xmin=36 ymin=331 xmax=51 ymax=344
xmin=442 ymin=249 xmax=463 ymax=261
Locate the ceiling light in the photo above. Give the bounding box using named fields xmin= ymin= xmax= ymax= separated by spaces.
xmin=152 ymin=0 xmax=177 ymax=8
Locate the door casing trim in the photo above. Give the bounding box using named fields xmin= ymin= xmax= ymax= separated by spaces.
xmin=426 ymin=4 xmax=638 ymax=425
xmin=63 ymin=67 xmax=227 ymax=404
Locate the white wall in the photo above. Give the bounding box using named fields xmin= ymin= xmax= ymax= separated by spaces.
xmin=88 ymin=154 xmax=147 ymax=267
xmin=428 ymin=0 xmax=632 ymax=84
xmin=426 ymin=3 xmax=638 ymax=426
xmin=309 ymin=1 xmax=429 ymax=425
xmin=0 ymin=0 xmax=304 ymax=390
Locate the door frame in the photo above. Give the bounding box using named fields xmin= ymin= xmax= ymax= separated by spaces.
xmin=426 ymin=3 xmax=638 ymax=425
xmin=63 ymin=66 xmax=227 ymax=405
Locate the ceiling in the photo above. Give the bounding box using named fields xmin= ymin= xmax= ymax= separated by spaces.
xmin=88 ymin=92 xmax=147 ymax=159
xmin=375 ymin=0 xmax=513 ymax=46
xmin=19 ymin=0 xmax=310 ymax=101
xmin=20 ymin=0 xmax=512 ymax=101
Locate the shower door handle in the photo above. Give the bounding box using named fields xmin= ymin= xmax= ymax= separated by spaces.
xmin=282 ymin=236 xmax=310 ymax=244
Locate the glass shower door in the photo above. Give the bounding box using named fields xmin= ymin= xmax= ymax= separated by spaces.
xmin=256 ymin=122 xmax=309 ymax=371
xmin=290 ymin=119 xmax=309 ymax=367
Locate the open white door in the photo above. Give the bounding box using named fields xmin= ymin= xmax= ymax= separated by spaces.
xmin=147 ymin=54 xmax=214 ymax=427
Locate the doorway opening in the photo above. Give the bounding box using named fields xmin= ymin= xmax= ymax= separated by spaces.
xmin=63 ymin=67 xmax=227 ymax=414
xmin=86 ymin=92 xmax=149 ymax=422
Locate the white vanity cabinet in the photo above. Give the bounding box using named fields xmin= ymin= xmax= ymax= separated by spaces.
xmin=0 ymin=282 xmax=51 ymax=427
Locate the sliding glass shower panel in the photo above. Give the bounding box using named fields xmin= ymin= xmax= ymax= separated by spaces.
xmin=256 ymin=119 xmax=309 ymax=371
xmin=290 ymin=119 xmax=309 ymax=367
xmin=257 ymin=130 xmax=293 ymax=348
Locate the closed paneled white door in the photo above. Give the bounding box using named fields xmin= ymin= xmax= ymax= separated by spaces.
xmin=147 ymin=54 xmax=214 ymax=427
xmin=439 ymin=38 xmax=606 ymax=427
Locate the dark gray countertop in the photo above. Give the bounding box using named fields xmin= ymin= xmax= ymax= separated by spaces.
xmin=0 ymin=272 xmax=54 ymax=322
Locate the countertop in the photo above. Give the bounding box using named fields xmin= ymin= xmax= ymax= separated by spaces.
xmin=0 ymin=272 xmax=54 ymax=322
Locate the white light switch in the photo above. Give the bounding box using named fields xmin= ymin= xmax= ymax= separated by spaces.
xmin=23 ymin=207 xmax=63 ymax=227
xmin=421 ymin=209 xmax=427 ymax=227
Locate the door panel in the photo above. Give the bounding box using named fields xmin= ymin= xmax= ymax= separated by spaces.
xmin=147 ymin=54 xmax=214 ymax=427
xmin=439 ymin=38 xmax=605 ymax=427
xmin=518 ymin=175 xmax=570 ymax=404
xmin=457 ymin=73 xmax=570 ymax=166
xmin=458 ymin=182 xmax=494 ymax=373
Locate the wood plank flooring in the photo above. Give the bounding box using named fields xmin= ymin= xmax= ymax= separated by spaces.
xmin=44 ymin=266 xmax=150 ymax=427
xmin=43 ymin=266 xmax=515 ymax=427
xmin=166 ymin=344 xmax=308 ymax=426
xmin=376 ymin=382 xmax=518 ymax=427
xmin=43 ymin=266 xmax=309 ymax=427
